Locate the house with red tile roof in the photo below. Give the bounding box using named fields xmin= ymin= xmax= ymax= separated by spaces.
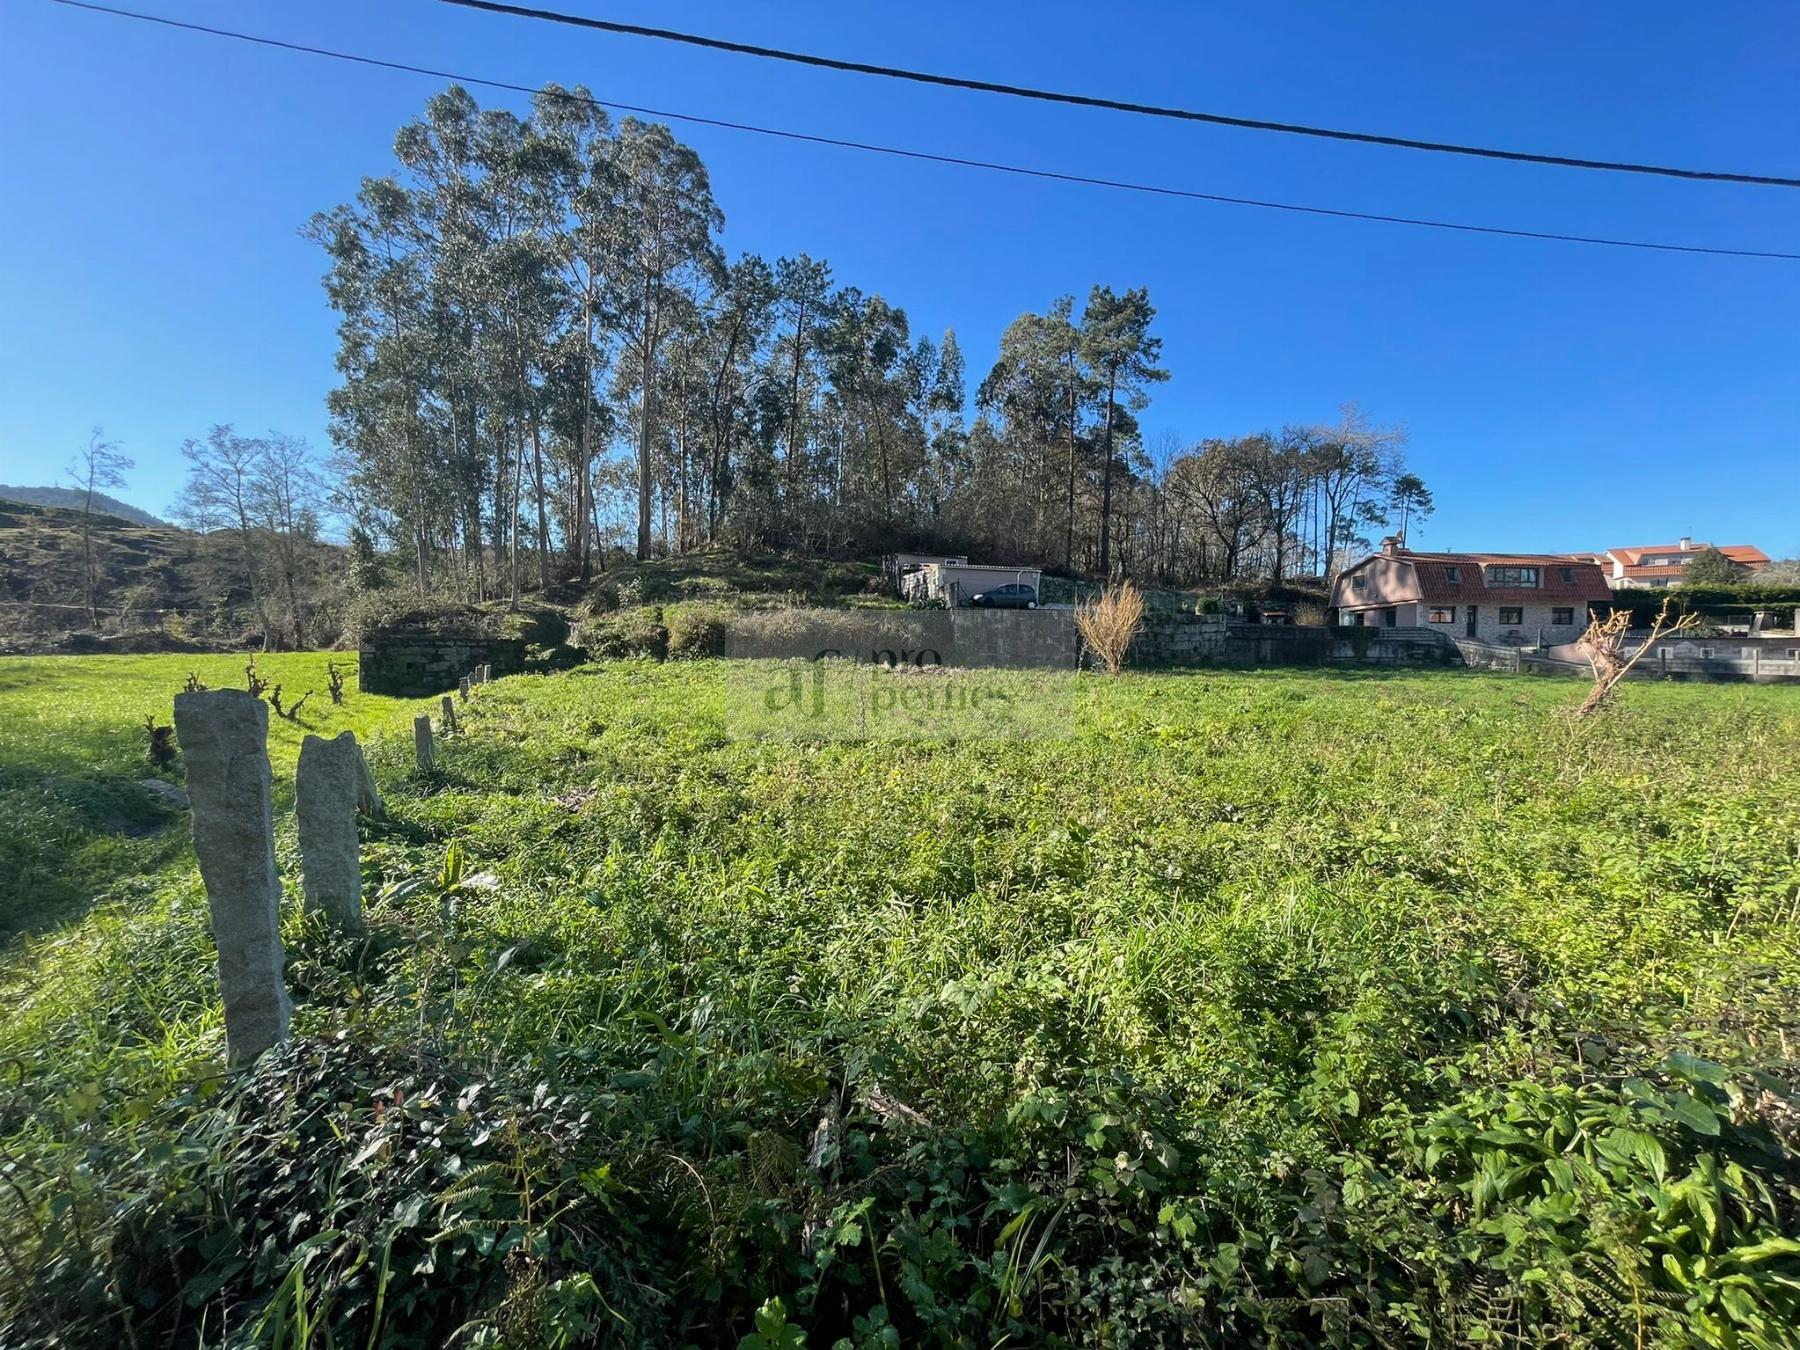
xmin=1330 ymin=538 xmax=1612 ymax=643
xmin=1593 ymin=539 xmax=1770 ymax=589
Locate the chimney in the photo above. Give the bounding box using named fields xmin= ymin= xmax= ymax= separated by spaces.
xmin=1679 ymin=536 xmax=1693 ymax=551
xmin=1380 ymin=535 xmax=1401 ymax=557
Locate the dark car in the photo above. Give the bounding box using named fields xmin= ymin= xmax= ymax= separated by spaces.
xmin=969 ymin=583 xmax=1038 ymax=609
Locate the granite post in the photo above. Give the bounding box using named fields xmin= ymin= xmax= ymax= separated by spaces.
xmin=295 ymin=731 xmax=375 ymax=932
xmin=172 ymin=690 xmax=291 ymax=1064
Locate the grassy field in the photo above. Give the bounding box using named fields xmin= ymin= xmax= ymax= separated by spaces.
xmin=0 ymin=656 xmax=1797 ymax=1346
xmin=0 ymin=652 xmax=420 ymax=936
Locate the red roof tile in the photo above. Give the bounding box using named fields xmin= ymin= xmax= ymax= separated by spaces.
xmin=1339 ymin=550 xmax=1612 ymax=606
xmin=1607 ymin=543 xmax=1769 ymax=568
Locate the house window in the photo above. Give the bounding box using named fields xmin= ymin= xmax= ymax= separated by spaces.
xmin=1444 ymin=566 xmax=1461 ymax=583
xmin=1428 ymin=607 xmax=1455 ymax=624
xmin=1487 ymin=566 xmax=1540 ymax=588
xmin=1552 ymin=607 xmax=1574 ymax=625
xmin=1499 ymin=607 xmax=1524 ymax=625
xmin=1559 ymin=567 xmax=1575 ymax=583
xmin=1351 ymin=574 xmax=1366 ymax=593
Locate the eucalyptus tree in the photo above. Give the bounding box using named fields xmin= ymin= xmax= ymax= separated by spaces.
xmin=678 ymin=254 xmax=776 ymax=542
xmin=605 ymin=118 xmax=724 ymax=559
xmin=926 ymin=329 xmax=967 ymax=517
xmin=1080 ymin=285 xmax=1167 ymax=577
xmin=532 ymin=84 xmax=620 ymax=578
xmin=311 ymin=172 xmax=440 ymax=595
xmin=772 ymin=254 xmax=833 ymax=518
xmin=472 ymin=104 xmax=565 ymax=601
xmin=393 ymin=86 xmax=498 ymax=596
xmin=821 ymin=289 xmax=919 ymax=530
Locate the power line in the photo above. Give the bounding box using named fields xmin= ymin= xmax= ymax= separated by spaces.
xmin=46 ymin=1 xmax=1800 ymax=262
xmin=437 ymin=0 xmax=1800 ymax=191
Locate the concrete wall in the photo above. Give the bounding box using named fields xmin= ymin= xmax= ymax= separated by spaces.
xmin=358 ymin=632 xmax=527 ymax=696
xmin=947 ymin=608 xmax=1075 ymax=667
xmin=726 ymin=607 xmax=1076 ymax=669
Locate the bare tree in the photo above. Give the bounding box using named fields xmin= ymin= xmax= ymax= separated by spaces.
xmin=172 ymin=426 xmax=276 ymax=650
xmin=64 ymin=429 xmax=133 ymax=627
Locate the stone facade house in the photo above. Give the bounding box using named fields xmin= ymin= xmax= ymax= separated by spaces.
xmin=1330 ymin=540 xmax=1612 ymax=644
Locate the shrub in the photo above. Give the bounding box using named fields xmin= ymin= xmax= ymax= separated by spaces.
xmin=577 ymin=606 xmax=668 ymax=661
xmin=664 ymin=602 xmax=730 ymax=658
xmin=1076 ymin=581 xmax=1145 ymax=675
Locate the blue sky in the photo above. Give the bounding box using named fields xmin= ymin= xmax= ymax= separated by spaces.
xmin=1 ymin=1 xmax=1796 ymax=556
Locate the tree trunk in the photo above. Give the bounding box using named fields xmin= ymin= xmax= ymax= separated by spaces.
xmin=509 ymin=420 xmax=524 ymax=610
xmin=531 ymin=413 xmax=550 ymax=592
xmin=578 ymin=291 xmax=595 ymax=580
xmin=1097 ymin=370 xmax=1118 ymax=577
xmin=636 ymin=281 xmax=658 ymax=561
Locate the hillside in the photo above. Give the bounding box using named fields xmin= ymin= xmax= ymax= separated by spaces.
xmin=0 ymin=484 xmax=165 ymax=527
xmin=0 ymin=498 xmax=341 ymax=653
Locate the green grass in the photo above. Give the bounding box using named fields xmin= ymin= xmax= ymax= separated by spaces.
xmin=0 ymin=658 xmax=1797 ymax=1346
xmin=0 ymin=652 xmax=421 ymax=936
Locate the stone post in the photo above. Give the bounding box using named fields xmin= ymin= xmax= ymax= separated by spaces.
xmin=295 ymin=731 xmax=373 ymax=933
xmin=172 ymin=690 xmax=291 ymax=1065
xmin=470 ymin=666 xmax=485 ymax=687
xmin=480 ymin=663 xmax=493 ymax=684
xmin=459 ymin=675 xmax=471 ymax=701
xmin=414 ymin=715 xmax=436 ymax=771
xmin=441 ymin=694 xmax=458 ymax=733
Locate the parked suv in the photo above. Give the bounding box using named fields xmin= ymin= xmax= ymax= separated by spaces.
xmin=969 ymin=583 xmax=1038 ymax=609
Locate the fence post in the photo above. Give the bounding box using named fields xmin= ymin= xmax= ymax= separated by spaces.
xmin=414 ymin=714 xmax=436 ymax=771
xmin=296 ymin=731 xmax=374 ymax=933
xmin=172 ymin=690 xmax=291 ymax=1064
xmin=441 ymin=694 xmax=458 ymax=733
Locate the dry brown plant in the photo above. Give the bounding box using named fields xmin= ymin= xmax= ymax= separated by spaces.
xmin=1076 ymin=581 xmax=1146 ymax=676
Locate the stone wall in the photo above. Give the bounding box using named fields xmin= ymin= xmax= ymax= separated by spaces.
xmin=1132 ymin=616 xmax=1456 ymax=668
xmin=358 ymin=632 xmax=528 ymax=696
xmin=1132 ymin=613 xmax=1229 ymax=665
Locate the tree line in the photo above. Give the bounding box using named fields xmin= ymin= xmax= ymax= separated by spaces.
xmin=297 ymin=82 xmax=1439 ymax=601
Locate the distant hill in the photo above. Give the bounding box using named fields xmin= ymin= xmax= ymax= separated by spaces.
xmin=0 ymin=484 xmax=166 ymax=528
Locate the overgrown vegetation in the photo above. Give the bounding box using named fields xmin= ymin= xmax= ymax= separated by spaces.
xmin=1 ymin=660 xmax=1797 ymax=1346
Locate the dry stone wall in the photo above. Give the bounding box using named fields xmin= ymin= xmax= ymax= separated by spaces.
xmin=358 ymin=633 xmax=526 ymax=696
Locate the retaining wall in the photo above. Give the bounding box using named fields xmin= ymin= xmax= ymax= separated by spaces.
xmin=358 ymin=632 xmax=528 ymax=696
